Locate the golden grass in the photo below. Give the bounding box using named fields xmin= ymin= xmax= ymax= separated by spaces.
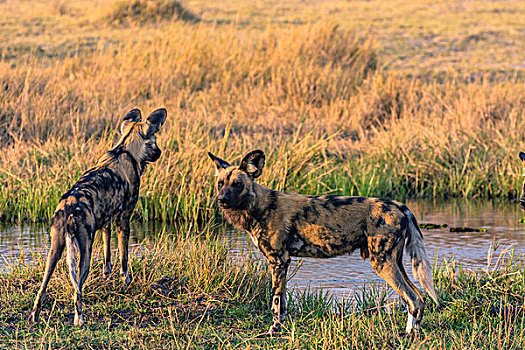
xmin=108 ymin=0 xmax=200 ymax=24
xmin=0 ymin=0 xmax=524 ymax=223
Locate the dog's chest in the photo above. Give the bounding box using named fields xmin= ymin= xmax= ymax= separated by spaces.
xmin=246 ymin=227 xmax=264 ymax=248
xmin=223 ymin=209 xmax=263 ymax=248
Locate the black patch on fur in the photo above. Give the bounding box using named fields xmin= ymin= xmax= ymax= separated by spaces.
xmin=298 ymin=203 xmax=320 ymax=221
xmin=321 ymin=196 xmax=366 ymax=208
xmin=375 ymin=217 xmax=386 ymax=227
xmin=225 ymin=169 xmax=234 ymax=182
xmin=399 ymin=215 xmax=408 ymax=233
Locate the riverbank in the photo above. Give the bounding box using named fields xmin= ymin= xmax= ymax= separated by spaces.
xmin=1 ymin=233 xmax=524 ymax=349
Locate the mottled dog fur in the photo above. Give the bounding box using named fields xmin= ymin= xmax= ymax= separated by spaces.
xmin=209 ymin=150 xmax=438 ymax=335
xmin=29 ymin=108 xmax=166 ymax=326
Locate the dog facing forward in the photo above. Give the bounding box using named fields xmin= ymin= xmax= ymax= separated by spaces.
xmin=30 ymin=108 xmax=166 ymax=326
xmin=208 ymin=150 xmax=438 ymax=335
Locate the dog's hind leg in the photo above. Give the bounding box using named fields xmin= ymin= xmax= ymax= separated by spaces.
xmin=75 ymin=239 xmax=92 ymax=327
xmin=396 ymin=249 xmax=426 ymax=333
xmin=368 ymin=235 xmax=425 ymax=334
xmin=29 ymin=229 xmax=65 ymax=323
xmin=116 ymin=215 xmax=132 ymax=285
xmin=102 ymin=223 xmax=112 ymax=277
xmin=65 ymin=233 xmax=85 ymax=326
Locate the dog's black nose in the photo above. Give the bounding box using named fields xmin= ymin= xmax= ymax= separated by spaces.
xmin=218 ymin=194 xmax=229 ymax=204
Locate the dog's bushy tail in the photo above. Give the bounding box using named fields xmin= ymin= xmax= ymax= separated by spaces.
xmin=404 ymin=209 xmax=439 ymax=305
xmin=66 ymin=214 xmax=81 ymax=295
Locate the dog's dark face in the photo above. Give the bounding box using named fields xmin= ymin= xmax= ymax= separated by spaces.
xmin=208 ymin=150 xmax=265 ymax=210
xmin=118 ymin=108 xmax=167 ymax=167
xmin=519 ymin=152 xmax=525 ymax=210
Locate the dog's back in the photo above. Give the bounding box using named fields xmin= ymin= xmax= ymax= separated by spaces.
xmin=266 ymin=194 xmax=408 ymax=259
xmin=52 ymin=149 xmax=139 ymax=238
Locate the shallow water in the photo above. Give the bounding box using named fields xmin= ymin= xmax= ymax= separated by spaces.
xmin=2 ymin=199 xmax=525 ymax=300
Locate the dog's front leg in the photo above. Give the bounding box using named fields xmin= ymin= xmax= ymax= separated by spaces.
xmin=102 ymin=223 xmax=112 ymax=277
xmin=267 ymin=255 xmax=291 ymax=336
xmin=115 ymin=215 xmax=132 ymax=285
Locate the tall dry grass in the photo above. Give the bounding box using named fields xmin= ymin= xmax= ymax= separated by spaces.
xmin=0 ymin=19 xmax=524 ymax=223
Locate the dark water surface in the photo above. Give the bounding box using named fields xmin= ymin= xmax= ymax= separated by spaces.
xmin=2 ymin=199 xmax=525 ymax=299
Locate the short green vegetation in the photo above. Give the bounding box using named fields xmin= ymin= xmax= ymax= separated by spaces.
xmin=1 ymin=233 xmax=524 ymax=349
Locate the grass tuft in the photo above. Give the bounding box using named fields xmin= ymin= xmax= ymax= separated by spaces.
xmin=108 ymin=0 xmax=200 ymax=25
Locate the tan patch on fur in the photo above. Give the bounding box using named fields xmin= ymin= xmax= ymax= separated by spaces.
xmin=384 ymin=212 xmax=400 ymax=226
xmin=297 ymin=223 xmax=333 ymax=245
xmin=370 ymin=202 xmax=401 ymax=226
xmin=268 ymin=230 xmax=284 ymax=249
xmin=55 ymin=201 xmax=65 ymax=211
xmin=65 ymin=196 xmax=78 ymax=207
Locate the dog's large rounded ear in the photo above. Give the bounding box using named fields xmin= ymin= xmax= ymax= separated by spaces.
xmin=239 ymin=150 xmax=265 ymax=178
xmin=520 ymin=152 xmax=525 ymax=162
xmin=208 ymin=152 xmax=231 ymax=170
xmin=144 ymin=108 xmax=167 ymax=137
xmin=121 ymin=108 xmax=142 ymax=134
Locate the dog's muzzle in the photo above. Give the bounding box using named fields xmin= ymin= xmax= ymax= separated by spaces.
xmin=218 ymin=193 xmax=238 ymax=209
xmin=218 ymin=195 xmax=229 ymax=208
xmin=149 ymin=148 xmax=162 ymax=162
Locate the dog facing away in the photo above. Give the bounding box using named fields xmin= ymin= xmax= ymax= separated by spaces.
xmin=208 ymin=150 xmax=438 ymax=335
xmin=29 ymin=108 xmax=167 ymax=326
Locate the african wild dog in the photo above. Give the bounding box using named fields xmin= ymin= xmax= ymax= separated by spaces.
xmin=29 ymin=108 xmax=167 ymax=326
xmin=519 ymin=152 xmax=525 ymax=210
xmin=208 ymin=150 xmax=439 ymax=335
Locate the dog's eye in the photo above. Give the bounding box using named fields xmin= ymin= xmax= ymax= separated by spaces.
xmin=232 ymin=181 xmax=242 ymax=188
xmin=217 ymin=181 xmax=224 ymax=189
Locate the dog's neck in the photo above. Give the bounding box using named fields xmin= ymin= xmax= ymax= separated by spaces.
xmin=120 ymin=150 xmax=142 ymax=189
xmin=97 ymin=147 xmax=142 ymax=191
xmin=222 ymin=182 xmax=276 ymax=232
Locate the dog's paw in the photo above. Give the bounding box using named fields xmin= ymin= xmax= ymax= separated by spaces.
xmin=27 ymin=310 xmax=39 ymax=325
xmin=401 ymin=329 xmax=421 ymax=338
xmin=74 ymin=313 xmax=84 ymax=327
xmin=267 ymin=323 xmax=282 ymax=337
xmin=103 ymin=264 xmax=113 ymax=278
xmin=121 ymin=272 xmax=132 ymax=286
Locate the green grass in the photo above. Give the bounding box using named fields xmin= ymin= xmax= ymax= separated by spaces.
xmin=2 ymin=233 xmax=525 ymax=349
